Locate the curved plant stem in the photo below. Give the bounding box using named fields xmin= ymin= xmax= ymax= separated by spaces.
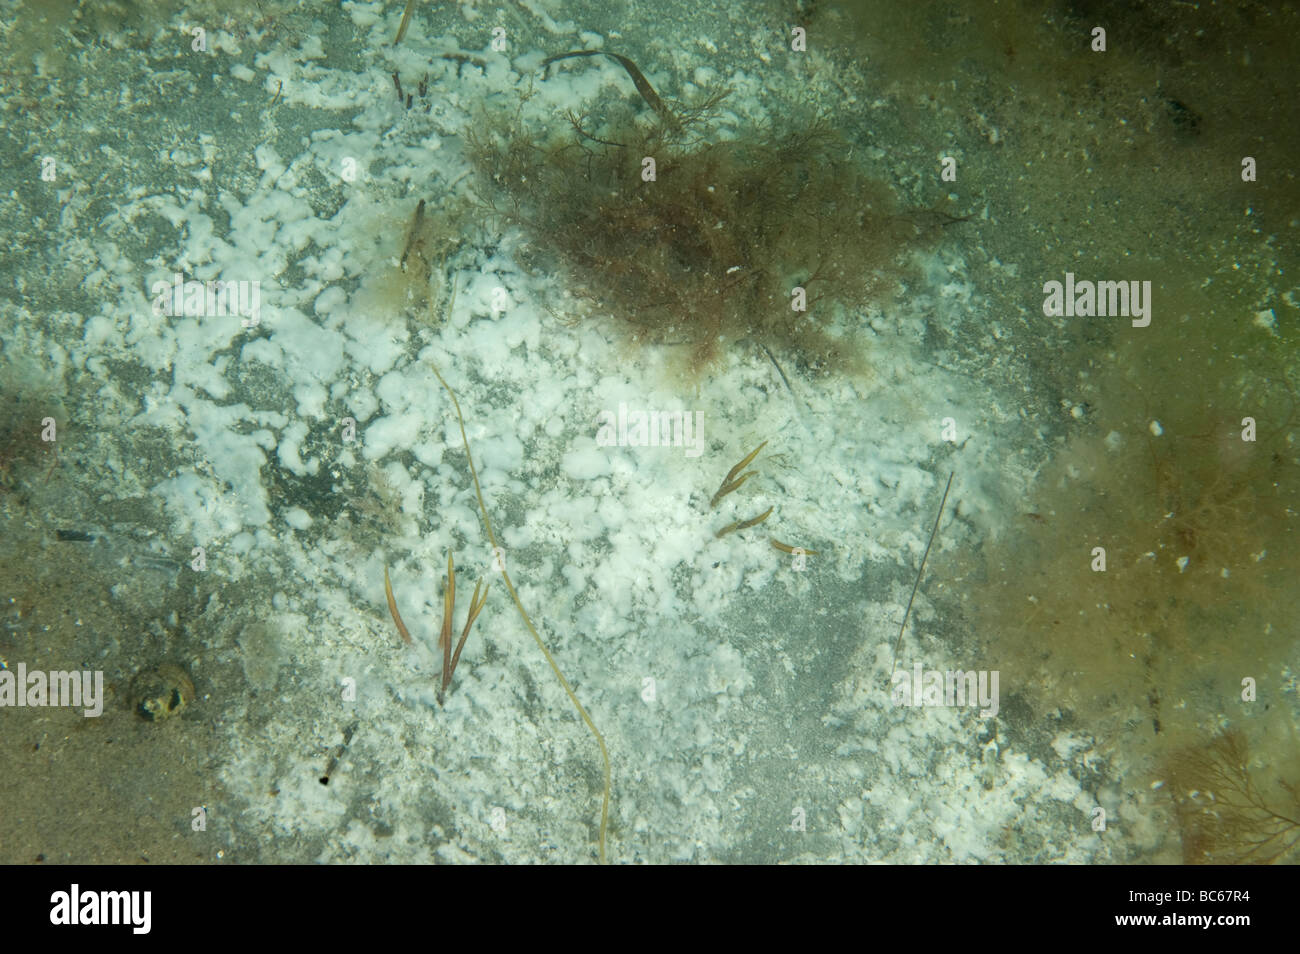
xmin=429 ymin=361 xmax=612 ymax=864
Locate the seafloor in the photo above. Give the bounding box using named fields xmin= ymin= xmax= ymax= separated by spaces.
xmin=0 ymin=0 xmax=1296 ymax=864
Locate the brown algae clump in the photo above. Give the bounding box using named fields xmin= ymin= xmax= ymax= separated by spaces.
xmin=466 ymin=58 xmax=942 ymax=378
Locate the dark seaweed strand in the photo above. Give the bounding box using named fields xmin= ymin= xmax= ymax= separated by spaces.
xmin=890 ymin=471 xmax=955 ymax=672
xmin=541 ymin=50 xmax=680 ymax=129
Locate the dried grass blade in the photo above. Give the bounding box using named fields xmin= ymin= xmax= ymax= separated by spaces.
xmin=449 ymin=580 xmax=488 ymax=680
xmin=394 ymin=0 xmax=416 ymax=46
xmin=710 ymin=440 xmax=767 ymax=508
xmin=440 ymin=552 xmax=456 ymax=697
xmin=383 ymin=565 xmax=412 ymax=645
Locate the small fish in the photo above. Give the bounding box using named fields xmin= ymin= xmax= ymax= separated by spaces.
xmin=541 ymin=50 xmax=680 ymax=130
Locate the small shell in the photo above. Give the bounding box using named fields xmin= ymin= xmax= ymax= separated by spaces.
xmin=129 ymin=663 xmax=196 ymax=722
